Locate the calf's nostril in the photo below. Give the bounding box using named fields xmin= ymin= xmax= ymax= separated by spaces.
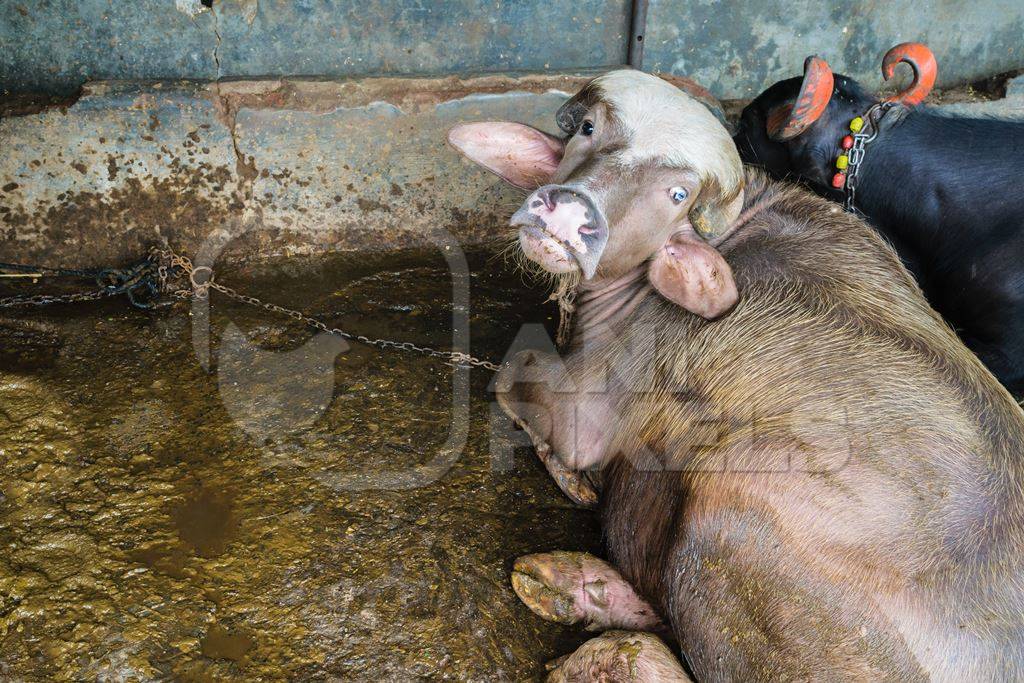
xmin=538 ymin=188 xmax=557 ymax=212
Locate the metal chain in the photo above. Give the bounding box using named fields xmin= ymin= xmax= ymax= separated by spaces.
xmin=1 ymin=248 xmax=502 ymax=371
xmin=844 ymin=102 xmax=894 ymax=212
xmin=0 ymin=288 xmax=119 ymax=308
xmin=150 ymin=248 xmax=502 ymax=372
xmin=0 ymin=259 xmax=162 ymax=308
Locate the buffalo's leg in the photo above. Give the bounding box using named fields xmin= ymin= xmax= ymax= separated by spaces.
xmin=512 ymin=551 xmax=666 ymax=634
xmin=495 ymin=350 xmax=618 ymax=507
xmin=545 ymin=631 xmax=691 ymax=682
xmin=527 ymin=438 xmax=600 ymax=509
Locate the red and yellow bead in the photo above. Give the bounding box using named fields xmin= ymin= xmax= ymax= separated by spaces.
xmin=831 ymin=119 xmax=865 ymax=190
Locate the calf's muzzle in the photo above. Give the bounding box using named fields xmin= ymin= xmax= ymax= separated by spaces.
xmin=511 ymin=184 xmax=609 ymax=279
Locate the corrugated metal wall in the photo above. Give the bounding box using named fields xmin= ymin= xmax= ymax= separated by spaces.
xmin=0 ymin=0 xmax=630 ymax=94
xmin=642 ymin=0 xmax=1024 ymax=97
xmin=2 ymin=0 xmax=1023 ymax=98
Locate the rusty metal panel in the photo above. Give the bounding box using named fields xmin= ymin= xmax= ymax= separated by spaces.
xmin=1 ymin=0 xmax=630 ymax=95
xmin=0 ymin=1 xmax=219 ymax=95
xmin=642 ymin=0 xmax=1024 ymax=99
xmin=214 ymin=0 xmax=630 ymax=78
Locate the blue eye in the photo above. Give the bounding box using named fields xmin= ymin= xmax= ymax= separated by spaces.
xmin=579 ymin=120 xmax=594 ymax=136
xmin=670 ymin=186 xmax=689 ymax=203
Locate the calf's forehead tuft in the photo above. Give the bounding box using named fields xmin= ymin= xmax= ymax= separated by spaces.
xmin=593 ymin=70 xmax=742 ymax=196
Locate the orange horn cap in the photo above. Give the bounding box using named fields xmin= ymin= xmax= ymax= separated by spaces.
xmin=882 ymin=42 xmax=937 ymax=106
xmin=767 ymin=56 xmax=835 ymax=141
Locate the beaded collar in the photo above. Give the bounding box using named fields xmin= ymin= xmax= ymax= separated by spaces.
xmin=831 ymin=102 xmax=903 ymax=212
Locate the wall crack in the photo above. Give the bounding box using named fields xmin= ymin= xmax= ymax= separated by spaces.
xmin=209 ymin=1 xmax=223 ymax=80
xmin=204 ymin=3 xmax=259 ymax=219
xmin=217 ymin=92 xmax=259 ymax=212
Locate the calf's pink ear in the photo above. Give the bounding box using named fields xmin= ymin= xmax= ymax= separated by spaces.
xmin=447 ymin=122 xmax=564 ymax=190
xmin=648 ymin=231 xmax=738 ymax=319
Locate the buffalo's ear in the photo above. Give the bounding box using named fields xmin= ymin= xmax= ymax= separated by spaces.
xmin=447 ymin=122 xmax=564 ymax=190
xmin=648 ymin=230 xmax=738 ymax=319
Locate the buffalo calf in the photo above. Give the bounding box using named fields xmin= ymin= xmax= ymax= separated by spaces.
xmin=451 ymin=69 xmax=1024 ymax=680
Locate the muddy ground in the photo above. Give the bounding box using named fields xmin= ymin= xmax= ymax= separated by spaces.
xmin=0 ymin=249 xmax=601 ymax=681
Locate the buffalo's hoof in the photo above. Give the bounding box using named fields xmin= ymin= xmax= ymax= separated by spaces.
xmin=511 ymin=551 xmax=665 ymax=633
xmin=545 ymin=631 xmax=691 ymax=682
xmin=533 ymin=439 xmax=599 ymax=508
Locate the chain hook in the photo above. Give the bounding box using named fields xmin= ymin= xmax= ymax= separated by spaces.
xmin=189 ymin=266 xmax=214 ymax=300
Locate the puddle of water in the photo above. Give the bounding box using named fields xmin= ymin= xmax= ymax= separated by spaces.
xmin=199 ymin=623 xmax=256 ymax=663
xmin=172 ymin=485 xmax=239 ymax=559
xmin=0 ymin=248 xmax=600 ymax=680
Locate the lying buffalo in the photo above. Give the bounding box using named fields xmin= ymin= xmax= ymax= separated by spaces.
xmin=733 ymin=43 xmax=1024 ymax=397
xmin=449 ymin=70 xmax=1024 ymax=680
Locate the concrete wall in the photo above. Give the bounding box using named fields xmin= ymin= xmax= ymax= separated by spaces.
xmin=3 ymin=1 xmax=1023 ymax=98
xmin=0 ymin=75 xmax=599 ymax=267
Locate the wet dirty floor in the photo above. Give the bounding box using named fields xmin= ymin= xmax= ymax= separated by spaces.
xmin=0 ymin=249 xmax=601 ymax=681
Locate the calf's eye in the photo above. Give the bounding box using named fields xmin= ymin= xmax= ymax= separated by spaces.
xmin=579 ymin=120 xmax=594 ymax=136
xmin=669 ymin=186 xmax=689 ymax=203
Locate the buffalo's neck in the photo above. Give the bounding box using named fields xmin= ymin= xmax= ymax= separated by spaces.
xmin=572 ymin=266 xmax=653 ymax=347
xmin=853 ymin=110 xmax=1021 ymax=254
xmin=853 ymin=113 xmax=938 ymax=237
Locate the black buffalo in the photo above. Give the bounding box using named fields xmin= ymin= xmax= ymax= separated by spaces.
xmin=734 ymin=43 xmax=1024 ymax=397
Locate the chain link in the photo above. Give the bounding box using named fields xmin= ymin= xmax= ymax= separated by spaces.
xmin=0 ymin=288 xmax=118 ymax=308
xmin=0 ymin=259 xmax=158 ymax=308
xmin=2 ymin=248 xmax=502 ymax=371
xmin=150 ymin=248 xmax=502 ymax=372
xmin=843 ymin=102 xmax=894 ymax=213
